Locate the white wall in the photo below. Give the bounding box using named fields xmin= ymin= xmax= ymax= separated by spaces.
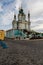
xmin=13 ymin=23 xmax=17 ymax=29
xmin=18 ymin=23 xmax=25 ymax=29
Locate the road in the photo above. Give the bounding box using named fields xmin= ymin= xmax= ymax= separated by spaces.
xmin=0 ymin=39 xmax=43 ymax=65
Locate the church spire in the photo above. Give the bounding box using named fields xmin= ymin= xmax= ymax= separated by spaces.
xmin=14 ymin=14 xmax=16 ymax=21
xmin=28 ymin=11 xmax=30 ymax=21
xmin=19 ymin=3 xmax=24 ymax=15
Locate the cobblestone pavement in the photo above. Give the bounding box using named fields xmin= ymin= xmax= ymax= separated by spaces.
xmin=0 ymin=39 xmax=43 ymax=65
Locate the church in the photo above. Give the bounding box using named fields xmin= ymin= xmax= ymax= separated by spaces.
xmin=6 ymin=7 xmax=30 ymax=39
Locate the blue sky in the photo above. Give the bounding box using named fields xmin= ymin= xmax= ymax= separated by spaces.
xmin=0 ymin=0 xmax=43 ymax=32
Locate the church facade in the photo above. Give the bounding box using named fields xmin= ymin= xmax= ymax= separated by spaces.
xmin=12 ymin=8 xmax=30 ymax=31
xmin=6 ymin=8 xmax=30 ymax=39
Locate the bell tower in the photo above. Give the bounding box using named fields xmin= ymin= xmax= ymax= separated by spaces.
xmin=14 ymin=14 xmax=16 ymax=21
xmin=18 ymin=6 xmax=26 ymax=22
xmin=28 ymin=11 xmax=30 ymax=31
xmin=12 ymin=14 xmax=17 ymax=29
xmin=28 ymin=11 xmax=30 ymax=22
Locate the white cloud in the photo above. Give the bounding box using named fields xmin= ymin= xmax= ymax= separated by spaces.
xmin=0 ymin=3 xmax=3 ymax=12
xmin=0 ymin=0 xmax=43 ymax=32
xmin=30 ymin=1 xmax=43 ymax=16
xmin=31 ymin=24 xmax=43 ymax=32
xmin=1 ymin=11 xmax=14 ymax=25
xmin=0 ymin=11 xmax=14 ymax=30
xmin=15 ymin=0 xmax=22 ymax=10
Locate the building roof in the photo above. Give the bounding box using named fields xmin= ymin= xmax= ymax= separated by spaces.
xmin=19 ymin=7 xmax=25 ymax=16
